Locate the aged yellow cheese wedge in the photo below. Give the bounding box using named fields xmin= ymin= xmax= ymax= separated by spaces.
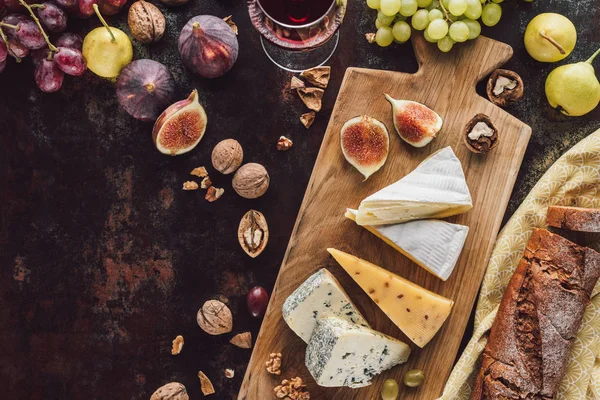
xmin=327 ymin=248 xmax=454 ymax=348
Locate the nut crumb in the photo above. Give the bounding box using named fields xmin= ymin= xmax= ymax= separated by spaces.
xmin=365 ymin=33 xmax=376 ymax=43
xmin=198 ymin=371 xmax=215 ymax=395
xmin=205 ymin=186 xmax=224 ymax=202
xmin=230 ymin=331 xmax=252 ymax=349
xmin=190 ymin=167 xmax=208 ymax=178
xmin=274 ymin=377 xmax=310 ymax=400
xmin=224 ymin=368 xmax=235 ymax=379
xmin=266 ymin=352 xmax=282 ymax=375
xmin=171 ymin=335 xmax=184 ymax=355
xmin=290 ymin=76 xmax=305 ymax=90
xmin=201 ymin=176 xmax=212 ymax=189
xmin=277 ymin=136 xmax=293 ymax=151
xmin=300 ymin=112 xmax=315 ymax=129
xmin=183 ymin=181 xmax=199 ymax=191
xmin=218 ymin=295 xmax=229 ymax=304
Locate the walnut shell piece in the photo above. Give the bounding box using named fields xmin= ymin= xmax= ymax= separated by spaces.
xmin=291 ymin=76 xmax=305 ymax=90
xmin=128 ymin=0 xmax=166 ymax=44
xmin=463 ymin=113 xmax=499 ymax=154
xmin=300 ymin=66 xmax=331 ymax=89
xmin=196 ymin=300 xmax=233 ymax=335
xmin=232 ymin=163 xmax=270 ymax=199
xmin=486 ymin=69 xmax=524 ymax=107
xmin=198 ymin=371 xmax=215 ymax=396
xmin=297 ymin=87 xmax=324 ymax=112
xmin=277 ymin=136 xmax=293 ymax=151
xmin=150 ymin=382 xmax=189 ymax=400
xmin=300 ymin=112 xmax=315 ymax=129
xmin=230 ymin=331 xmax=252 ymax=348
xmin=212 ymin=139 xmax=244 ymax=175
xmin=238 ymin=210 xmax=268 ymax=258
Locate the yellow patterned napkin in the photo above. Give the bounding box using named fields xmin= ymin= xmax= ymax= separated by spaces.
xmin=439 ymin=128 xmax=600 ymax=400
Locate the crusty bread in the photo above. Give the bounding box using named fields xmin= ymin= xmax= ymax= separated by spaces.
xmin=471 ymin=228 xmax=600 ymax=400
xmin=547 ymin=205 xmax=600 ymax=232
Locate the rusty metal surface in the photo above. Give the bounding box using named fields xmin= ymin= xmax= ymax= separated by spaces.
xmin=0 ymin=0 xmax=599 ymax=399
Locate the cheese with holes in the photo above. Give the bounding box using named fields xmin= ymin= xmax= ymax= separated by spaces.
xmin=328 ymin=248 xmax=454 ymax=348
xmin=345 ymin=209 xmax=468 ymax=281
xmin=282 ymin=268 xmax=370 ymax=343
xmin=356 ymin=147 xmax=472 ymax=226
xmin=305 ymin=317 xmax=410 ymax=388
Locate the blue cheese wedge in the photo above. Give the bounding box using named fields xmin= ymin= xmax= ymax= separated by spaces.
xmin=345 ymin=209 xmax=468 ymax=281
xmin=356 ymin=147 xmax=472 ymax=226
xmin=282 ymin=268 xmax=370 ymax=343
xmin=305 ymin=317 xmax=411 ymax=388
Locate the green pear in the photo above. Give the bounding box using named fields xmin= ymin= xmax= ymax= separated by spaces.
xmin=524 ymin=13 xmax=576 ymax=63
xmin=545 ymin=48 xmax=600 ymax=117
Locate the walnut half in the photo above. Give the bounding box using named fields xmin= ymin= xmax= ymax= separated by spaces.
xmin=238 ymin=210 xmax=269 ymax=258
xmin=486 ymin=69 xmax=524 ymax=107
xmin=463 ymin=114 xmax=499 ymax=154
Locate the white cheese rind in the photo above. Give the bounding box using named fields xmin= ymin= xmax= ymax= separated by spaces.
xmin=346 ymin=209 xmax=468 ymax=281
xmin=305 ymin=317 xmax=411 ymax=388
xmin=282 ymin=268 xmax=370 ymax=343
xmin=356 ymin=147 xmax=472 ymax=226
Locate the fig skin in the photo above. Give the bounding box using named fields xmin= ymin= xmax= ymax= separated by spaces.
xmin=116 ymin=59 xmax=176 ymax=122
xmin=178 ymin=15 xmax=239 ymax=79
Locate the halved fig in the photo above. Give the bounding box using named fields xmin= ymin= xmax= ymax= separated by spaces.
xmin=384 ymin=94 xmax=442 ymax=148
xmin=152 ymin=89 xmax=208 ymax=156
xmin=340 ymin=115 xmax=389 ymax=181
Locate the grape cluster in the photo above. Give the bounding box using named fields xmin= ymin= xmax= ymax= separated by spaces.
xmin=367 ymin=0 xmax=504 ymax=52
xmin=0 ymin=0 xmax=125 ymax=92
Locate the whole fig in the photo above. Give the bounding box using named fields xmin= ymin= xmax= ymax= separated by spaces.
xmin=178 ymin=15 xmax=239 ymax=79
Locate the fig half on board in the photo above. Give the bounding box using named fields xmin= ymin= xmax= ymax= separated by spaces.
xmin=384 ymin=94 xmax=442 ymax=148
xmin=340 ymin=115 xmax=389 ymax=181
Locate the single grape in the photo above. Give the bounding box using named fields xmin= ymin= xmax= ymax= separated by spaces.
xmin=491 ymin=0 xmax=503 ymax=2
xmin=2 ymin=14 xmax=27 ymax=38
xmin=426 ymin=18 xmax=448 ymax=40
xmin=423 ymin=28 xmax=436 ymax=42
xmin=247 ymin=286 xmax=269 ymax=318
xmin=31 ymin=47 xmax=50 ymax=65
xmin=54 ymin=47 xmax=86 ymax=76
xmin=366 ymin=0 xmax=381 ymax=10
xmin=380 ymin=0 xmax=401 ymax=16
xmin=464 ymin=0 xmax=482 ymax=19
xmin=399 ymin=0 xmax=418 ymax=17
xmin=395 ymin=14 xmax=407 ymax=22
xmin=442 ymin=0 xmax=450 ymax=7
xmin=392 ymin=20 xmax=411 ymax=42
xmin=55 ymin=32 xmax=83 ymax=51
xmin=381 ymin=379 xmax=399 ymax=400
xmin=449 ymin=20 xmax=469 ymax=42
xmin=463 ymin=19 xmax=481 ymax=39
xmin=428 ymin=9 xmax=443 ymax=21
xmin=16 ymin=20 xmax=46 ymax=50
xmin=8 ymin=37 xmax=29 ymax=58
xmin=106 ymin=0 xmax=126 ymax=7
xmin=78 ymin=0 xmax=97 ymax=17
xmin=437 ymin=35 xmax=454 ymax=52
xmin=448 ymin=0 xmax=467 ymax=16
xmin=377 ymin=10 xmax=395 ymax=26
xmin=375 ymin=26 xmax=394 ymax=46
xmin=35 ymin=58 xmax=64 ymax=93
xmin=411 ymin=9 xmax=430 ymax=30
xmin=417 ymin=0 xmax=433 ymax=7
xmin=54 ymin=0 xmax=77 ymax=7
xmin=481 ymin=3 xmax=502 ymax=26
xmin=38 ymin=3 xmax=67 ymax=33
xmin=0 ymin=40 xmax=7 ymax=63
xmin=0 ymin=58 xmax=6 ymax=73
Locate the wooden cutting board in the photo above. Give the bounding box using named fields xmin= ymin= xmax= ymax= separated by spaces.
xmin=239 ymin=34 xmax=531 ymax=400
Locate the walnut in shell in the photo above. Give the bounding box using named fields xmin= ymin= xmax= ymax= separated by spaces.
xmin=300 ymin=66 xmax=331 ymax=88
xmin=230 ymin=331 xmax=253 ymax=348
xmin=232 ymin=163 xmax=270 ymax=199
xmin=128 ymin=0 xmax=165 ymax=44
xmin=486 ymin=69 xmax=524 ymax=107
xmin=297 ymin=88 xmax=324 ymax=112
xmin=150 ymin=382 xmax=189 ymax=400
xmin=464 ymin=114 xmax=499 ymax=154
xmin=196 ymin=300 xmax=233 ymax=335
xmin=212 ymin=139 xmax=243 ymax=175
xmin=238 ymin=210 xmax=269 ymax=258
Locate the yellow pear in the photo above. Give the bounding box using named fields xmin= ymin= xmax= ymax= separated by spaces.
xmin=524 ymin=13 xmax=576 ymax=63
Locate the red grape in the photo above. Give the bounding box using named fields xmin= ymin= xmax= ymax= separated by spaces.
xmin=106 ymin=0 xmax=126 ymax=7
xmin=8 ymin=37 xmax=29 ymax=58
xmin=35 ymin=58 xmax=64 ymax=92
xmin=0 ymin=40 xmax=7 ymax=63
xmin=55 ymin=32 xmax=82 ymax=50
xmin=2 ymin=14 xmax=28 ymax=38
xmin=0 ymin=58 xmax=6 ymax=73
xmin=98 ymin=0 xmax=121 ymax=16
xmin=31 ymin=46 xmax=50 ymax=65
xmin=38 ymin=2 xmax=68 ymax=33
xmin=247 ymin=286 xmax=269 ymax=318
xmin=16 ymin=20 xmax=47 ymax=50
xmin=77 ymin=0 xmax=96 ymax=17
xmin=54 ymin=46 xmax=86 ymax=76
xmin=3 ymin=0 xmax=22 ymax=12
xmin=54 ymin=0 xmax=77 ymax=7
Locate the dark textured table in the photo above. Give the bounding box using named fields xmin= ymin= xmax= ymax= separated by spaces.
xmin=1 ymin=0 xmax=599 ymax=399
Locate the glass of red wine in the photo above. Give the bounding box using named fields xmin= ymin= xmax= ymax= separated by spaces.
xmin=248 ymin=0 xmax=347 ymax=72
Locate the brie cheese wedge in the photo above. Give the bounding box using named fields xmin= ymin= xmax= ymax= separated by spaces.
xmin=356 ymin=147 xmax=472 ymax=226
xmin=345 ymin=209 xmax=468 ymax=281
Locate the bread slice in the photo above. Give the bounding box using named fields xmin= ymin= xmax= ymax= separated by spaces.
xmin=547 ymin=205 xmax=600 ymax=232
xmin=471 ymin=228 xmax=600 ymax=399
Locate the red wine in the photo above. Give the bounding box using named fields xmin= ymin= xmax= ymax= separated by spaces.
xmin=258 ymin=0 xmax=334 ymax=26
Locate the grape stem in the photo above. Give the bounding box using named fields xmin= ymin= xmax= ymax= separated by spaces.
xmin=586 ymin=47 xmax=600 ymax=65
xmin=93 ymin=4 xmax=116 ymax=43
xmin=0 ymin=26 xmax=21 ymax=62
xmin=539 ymin=30 xmax=565 ymax=55
xmin=438 ymin=2 xmax=452 ymax=23
xmin=0 ymin=23 xmax=19 ymax=30
xmin=17 ymin=0 xmax=58 ymax=52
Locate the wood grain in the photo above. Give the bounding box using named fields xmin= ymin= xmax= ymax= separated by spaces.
xmin=239 ymin=35 xmax=531 ymax=400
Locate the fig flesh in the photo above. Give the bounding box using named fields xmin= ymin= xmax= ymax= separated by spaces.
xmin=384 ymin=94 xmax=442 ymax=148
xmin=152 ymin=89 xmax=208 ymax=156
xmin=340 ymin=115 xmax=389 ymax=181
xmin=116 ymin=59 xmax=176 ymax=122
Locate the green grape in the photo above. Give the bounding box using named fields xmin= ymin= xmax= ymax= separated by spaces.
xmin=378 ymin=10 xmax=396 ymax=25
xmin=442 ymin=0 xmax=450 ymax=7
xmin=447 ymin=0 xmax=467 ymax=16
xmin=411 ymin=9 xmax=430 ymax=30
xmin=376 ymin=19 xmax=385 ymax=28
xmin=464 ymin=0 xmax=482 ymax=19
xmin=481 ymin=3 xmax=502 ymax=26
xmin=437 ymin=35 xmax=455 ymax=52
xmin=380 ymin=0 xmax=402 ymax=16
xmin=395 ymin=14 xmax=407 ymax=21
xmin=399 ymin=0 xmax=419 ymax=17
xmin=428 ymin=9 xmax=444 ymax=21
xmin=426 ymin=0 xmax=440 ymax=10
xmin=448 ymin=20 xmax=469 ymax=42
xmin=492 ymin=0 xmax=504 ymax=2
xmin=392 ymin=20 xmax=412 ymax=42
xmin=463 ymin=19 xmax=481 ymax=39
xmin=366 ymin=0 xmax=381 ymax=9
xmin=376 ymin=26 xmax=395 ymax=46
xmin=417 ymin=0 xmax=433 ymax=7
xmin=427 ymin=18 xmax=448 ymax=40
xmin=423 ymin=28 xmax=437 ymax=42
xmin=381 ymin=379 xmax=399 ymax=400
